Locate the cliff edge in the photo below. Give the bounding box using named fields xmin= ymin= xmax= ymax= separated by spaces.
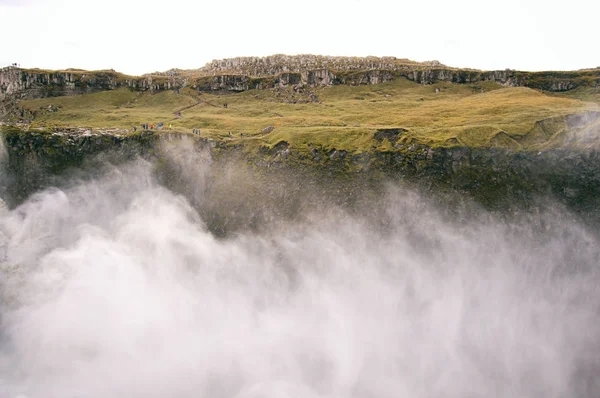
xmin=2 ymin=56 xmax=600 ymax=111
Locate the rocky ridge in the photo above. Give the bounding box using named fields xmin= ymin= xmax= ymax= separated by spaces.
xmin=0 ymin=66 xmax=174 ymax=103
xmin=199 ymin=54 xmax=446 ymax=76
xmin=2 ymin=55 xmax=600 ymax=112
xmin=194 ymin=55 xmax=600 ymax=92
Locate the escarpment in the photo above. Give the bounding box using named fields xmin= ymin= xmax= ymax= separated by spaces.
xmin=0 ymin=67 xmax=175 ymax=103
xmin=2 ymin=56 xmax=599 ymax=109
xmin=155 ymin=56 xmax=600 ymax=93
xmin=2 ymin=125 xmax=600 ymax=225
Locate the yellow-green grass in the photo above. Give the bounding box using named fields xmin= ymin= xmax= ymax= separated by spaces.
xmin=16 ymin=78 xmax=599 ymax=153
xmin=552 ymin=86 xmax=600 ymax=105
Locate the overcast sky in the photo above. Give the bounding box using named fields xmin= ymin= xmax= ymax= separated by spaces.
xmin=1 ymin=0 xmax=598 ymax=75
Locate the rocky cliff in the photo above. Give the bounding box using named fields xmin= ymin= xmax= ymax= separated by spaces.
xmin=194 ymin=55 xmax=600 ymax=92
xmin=3 ymin=56 xmax=598 ymax=110
xmin=2 ymin=126 xmax=599 ymax=228
xmin=0 ymin=67 xmax=175 ymax=108
xmin=199 ymin=54 xmax=446 ymax=76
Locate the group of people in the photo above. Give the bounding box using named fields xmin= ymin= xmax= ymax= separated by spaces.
xmin=134 ymin=122 xmax=169 ymax=132
xmin=130 ymin=123 xmax=203 ymax=135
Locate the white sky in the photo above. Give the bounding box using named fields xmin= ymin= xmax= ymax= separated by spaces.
xmin=1 ymin=0 xmax=598 ymax=75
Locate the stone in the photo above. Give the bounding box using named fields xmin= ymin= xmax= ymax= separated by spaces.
xmin=329 ymin=149 xmax=347 ymax=160
xmin=261 ymin=126 xmax=275 ymax=134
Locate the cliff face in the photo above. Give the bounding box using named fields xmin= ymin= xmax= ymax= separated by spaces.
xmin=196 ymin=55 xmax=600 ymax=92
xmin=1 ymin=68 xmax=117 ymax=101
xmin=2 ymin=127 xmax=599 ymax=224
xmin=0 ymin=67 xmax=175 ymax=105
xmin=2 ymin=56 xmax=599 ymax=109
xmin=189 ymin=67 xmax=599 ymax=95
xmin=0 ymin=127 xmax=160 ymax=205
xmin=200 ymin=54 xmax=444 ymax=76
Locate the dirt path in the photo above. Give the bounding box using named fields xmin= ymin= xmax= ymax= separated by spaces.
xmin=173 ymin=94 xmax=221 ymax=116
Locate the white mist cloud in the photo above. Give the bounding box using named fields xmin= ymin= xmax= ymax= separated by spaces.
xmin=0 ymin=160 xmax=599 ymax=398
xmin=0 ymin=0 xmax=34 ymax=6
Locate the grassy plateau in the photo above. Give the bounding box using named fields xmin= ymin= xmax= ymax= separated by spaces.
xmin=10 ymin=77 xmax=600 ymax=153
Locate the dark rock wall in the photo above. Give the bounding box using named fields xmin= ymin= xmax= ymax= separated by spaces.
xmin=3 ymin=128 xmax=598 ymax=226
xmin=0 ymin=127 xmax=160 ymax=205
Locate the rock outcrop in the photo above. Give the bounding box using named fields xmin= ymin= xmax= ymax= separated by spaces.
xmin=196 ymin=55 xmax=600 ymax=92
xmin=0 ymin=66 xmax=173 ymax=103
xmin=199 ymin=54 xmax=437 ymax=76
xmin=2 ymin=55 xmax=599 ymax=109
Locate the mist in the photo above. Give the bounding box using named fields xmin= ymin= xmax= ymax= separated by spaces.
xmin=0 ymin=156 xmax=599 ymax=398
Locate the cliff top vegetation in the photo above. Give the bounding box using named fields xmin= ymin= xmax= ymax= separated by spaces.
xmin=8 ymin=77 xmax=600 ymax=153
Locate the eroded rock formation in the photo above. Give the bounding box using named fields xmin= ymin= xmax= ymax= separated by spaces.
xmin=2 ymin=55 xmax=599 ymax=108
xmin=0 ymin=67 xmax=172 ymax=103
